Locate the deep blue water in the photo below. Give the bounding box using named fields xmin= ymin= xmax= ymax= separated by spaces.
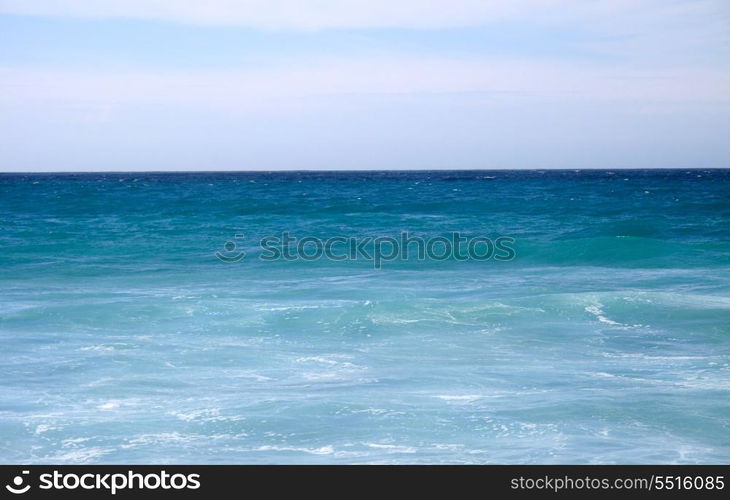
xmin=1 ymin=169 xmax=729 ymax=464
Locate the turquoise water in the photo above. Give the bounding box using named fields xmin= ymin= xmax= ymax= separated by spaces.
xmin=1 ymin=169 xmax=729 ymax=464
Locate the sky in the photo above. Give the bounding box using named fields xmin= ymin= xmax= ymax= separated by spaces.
xmin=1 ymin=0 xmax=729 ymax=171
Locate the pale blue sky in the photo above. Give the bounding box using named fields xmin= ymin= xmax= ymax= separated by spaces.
xmin=1 ymin=1 xmax=728 ymax=171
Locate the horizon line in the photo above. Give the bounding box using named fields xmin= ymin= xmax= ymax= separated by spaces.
xmin=1 ymin=167 xmax=729 ymax=174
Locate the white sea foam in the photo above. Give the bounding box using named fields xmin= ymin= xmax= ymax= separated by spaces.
xmin=584 ymin=305 xmax=621 ymax=326
xmin=122 ymin=432 xmax=233 ymax=449
xmin=61 ymin=437 xmax=91 ymax=447
xmin=256 ymin=445 xmax=335 ymax=455
xmin=296 ymin=355 xmax=358 ymax=368
xmin=364 ymin=443 xmax=417 ymax=453
xmin=46 ymin=447 xmax=110 ymax=464
xmin=435 ymin=394 xmax=483 ymax=403
xmin=34 ymin=424 xmax=58 ymax=435
xmin=80 ymin=345 xmax=116 ymax=352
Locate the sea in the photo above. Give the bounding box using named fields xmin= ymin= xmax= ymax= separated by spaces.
xmin=1 ymin=169 xmax=728 ymax=464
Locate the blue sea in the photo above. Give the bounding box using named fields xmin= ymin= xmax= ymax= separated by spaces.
xmin=1 ymin=169 xmax=729 ymax=464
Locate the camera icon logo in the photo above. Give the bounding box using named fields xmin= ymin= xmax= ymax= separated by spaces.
xmin=5 ymin=471 xmax=30 ymax=494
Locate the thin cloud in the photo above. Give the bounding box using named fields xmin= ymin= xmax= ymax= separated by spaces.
xmin=3 ymin=57 xmax=728 ymax=111
xmin=0 ymin=1 xmax=578 ymax=29
xmin=1 ymin=0 xmax=724 ymax=31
